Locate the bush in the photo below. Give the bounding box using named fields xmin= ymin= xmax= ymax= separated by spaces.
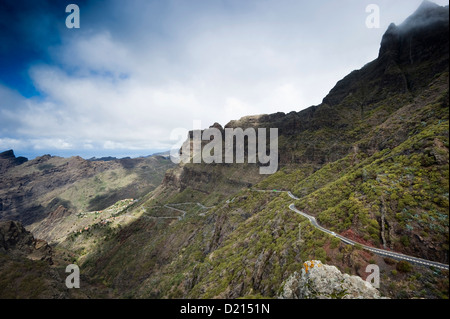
xmin=330 ymin=237 xmax=340 ymax=249
xmin=400 ymin=235 xmax=410 ymax=247
xmin=384 ymin=257 xmax=396 ymax=265
xmin=396 ymin=260 xmax=412 ymax=273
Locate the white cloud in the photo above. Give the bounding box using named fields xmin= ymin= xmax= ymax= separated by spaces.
xmin=2 ymin=0 xmax=448 ymax=157
xmin=32 ymin=138 xmax=73 ymax=150
xmin=0 ymin=137 xmax=26 ymax=150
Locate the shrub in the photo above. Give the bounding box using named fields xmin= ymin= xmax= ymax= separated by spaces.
xmin=400 ymin=235 xmax=410 ymax=247
xmin=384 ymin=257 xmax=396 ymax=265
xmin=396 ymin=260 xmax=412 ymax=273
xmin=330 ymin=237 xmax=340 ymax=249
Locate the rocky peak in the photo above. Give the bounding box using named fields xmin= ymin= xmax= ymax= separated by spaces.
xmin=0 ymin=149 xmax=28 ymax=173
xmin=402 ymin=0 xmax=447 ymax=29
xmin=279 ymin=260 xmax=382 ymax=299
xmin=0 ymin=149 xmax=15 ymax=160
xmin=378 ymin=2 xmax=449 ymax=63
xmin=323 ymin=1 xmax=448 ymax=108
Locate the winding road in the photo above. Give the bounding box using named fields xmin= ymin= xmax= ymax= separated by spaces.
xmin=254 ymin=189 xmax=449 ymax=271
xmin=142 ymin=189 xmax=448 ymax=270
xmin=143 ymin=202 xmax=214 ymax=221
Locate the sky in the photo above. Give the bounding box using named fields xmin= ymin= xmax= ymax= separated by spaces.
xmin=1 ymin=0 xmax=449 ymax=159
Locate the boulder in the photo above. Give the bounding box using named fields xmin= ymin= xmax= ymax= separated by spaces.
xmin=280 ymin=260 xmax=383 ymax=299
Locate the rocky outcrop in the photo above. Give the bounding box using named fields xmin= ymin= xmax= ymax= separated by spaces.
xmin=0 ymin=150 xmax=28 ymax=174
xmin=380 ymin=1 xmax=449 ymax=61
xmin=0 ymin=220 xmax=72 ymax=298
xmin=0 ymin=220 xmax=34 ymax=252
xmin=280 ymin=260 xmax=382 ymax=299
xmin=0 ymin=220 xmax=53 ymax=264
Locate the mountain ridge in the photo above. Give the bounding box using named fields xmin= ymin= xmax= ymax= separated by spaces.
xmin=0 ymin=150 xmax=175 ymax=226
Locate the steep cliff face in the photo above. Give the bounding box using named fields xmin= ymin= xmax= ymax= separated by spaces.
xmin=379 ymin=1 xmax=449 ymax=65
xmin=161 ymin=4 xmax=448 ymax=194
xmin=159 ymin=121 xmax=264 ymax=204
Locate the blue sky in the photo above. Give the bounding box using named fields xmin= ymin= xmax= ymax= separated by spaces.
xmin=1 ymin=0 xmax=449 ymax=159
